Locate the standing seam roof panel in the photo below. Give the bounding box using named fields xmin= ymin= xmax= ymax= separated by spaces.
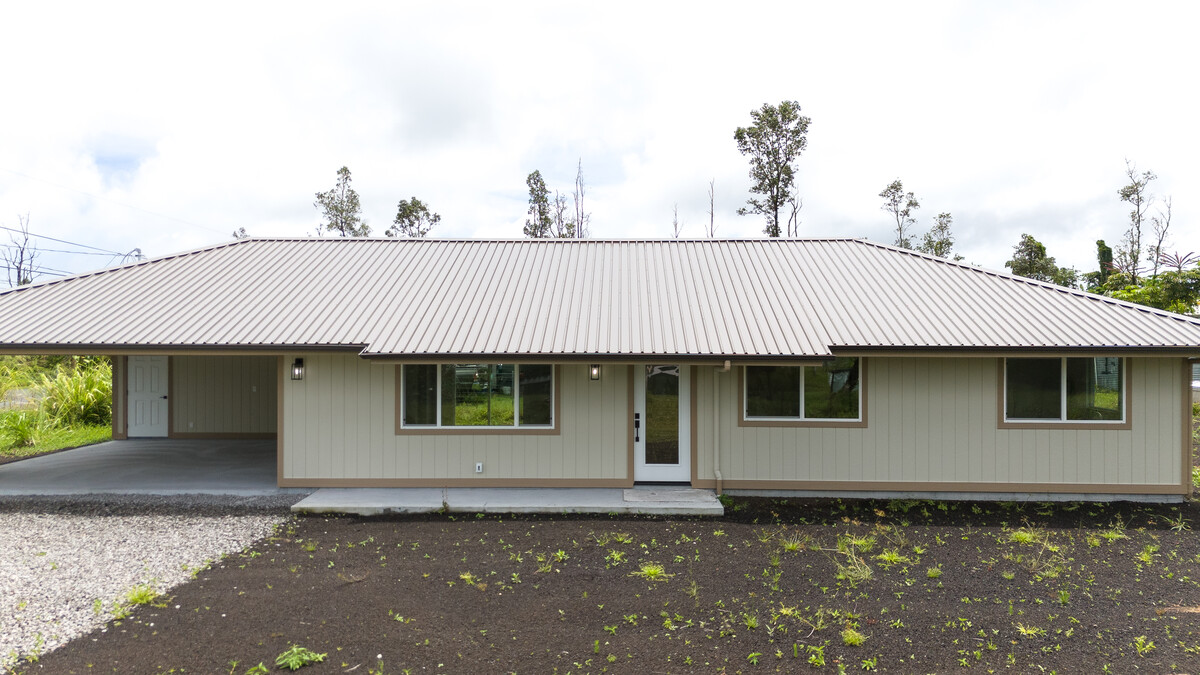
xmin=4 ymin=238 xmax=1200 ymax=355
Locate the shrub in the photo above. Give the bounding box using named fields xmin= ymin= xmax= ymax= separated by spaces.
xmin=40 ymin=360 xmax=112 ymax=427
xmin=1 ymin=411 xmax=43 ymax=448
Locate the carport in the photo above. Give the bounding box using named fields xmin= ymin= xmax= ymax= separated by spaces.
xmin=0 ymin=439 xmax=296 ymax=496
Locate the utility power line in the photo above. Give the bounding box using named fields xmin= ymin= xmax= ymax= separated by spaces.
xmin=0 ymin=224 xmax=123 ymax=255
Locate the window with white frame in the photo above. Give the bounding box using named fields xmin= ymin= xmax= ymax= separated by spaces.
xmin=744 ymin=358 xmax=861 ymax=421
xmin=401 ymin=364 xmax=553 ymax=428
xmin=1004 ymin=357 xmax=1124 ymax=422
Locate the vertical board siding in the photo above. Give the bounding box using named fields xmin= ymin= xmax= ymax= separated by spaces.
xmin=171 ymin=355 xmax=277 ymax=434
xmin=695 ymin=357 xmax=1184 ymax=490
xmin=281 ymin=355 xmax=630 ymax=482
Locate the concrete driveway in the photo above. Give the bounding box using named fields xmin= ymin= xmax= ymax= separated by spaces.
xmin=0 ymin=439 xmax=296 ymax=496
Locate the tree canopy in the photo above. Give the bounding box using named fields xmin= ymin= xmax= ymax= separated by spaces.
xmin=734 ymin=100 xmax=810 ymax=237
xmin=524 ymin=170 xmax=552 ymax=238
xmin=879 ymin=179 xmax=920 ymax=249
xmin=917 ymin=212 xmax=961 ymax=260
xmin=314 ymin=167 xmax=368 ymax=237
xmin=386 ymin=197 xmax=440 ymax=238
xmin=1004 ymin=234 xmax=1078 ymax=288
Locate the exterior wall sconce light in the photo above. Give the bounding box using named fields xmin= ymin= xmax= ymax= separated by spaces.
xmin=291 ymin=358 xmax=305 ymax=381
xmin=590 ymin=364 xmax=601 ymax=381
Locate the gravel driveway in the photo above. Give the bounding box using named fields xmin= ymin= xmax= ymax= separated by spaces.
xmin=0 ymin=495 xmax=298 ymax=670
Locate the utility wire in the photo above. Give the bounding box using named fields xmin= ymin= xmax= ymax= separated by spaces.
xmin=0 ymin=224 xmax=123 ymax=255
xmin=0 ymin=243 xmax=116 ymax=257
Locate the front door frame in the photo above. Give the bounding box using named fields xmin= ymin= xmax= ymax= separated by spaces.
xmin=633 ymin=363 xmax=691 ymax=483
xmin=127 ymin=354 xmax=169 ymax=437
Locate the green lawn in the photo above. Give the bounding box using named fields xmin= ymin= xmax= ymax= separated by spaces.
xmin=0 ymin=422 xmax=111 ymax=462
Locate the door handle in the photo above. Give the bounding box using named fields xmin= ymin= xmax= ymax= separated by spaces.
xmin=160 ymin=395 xmax=168 ymax=400
xmin=633 ymin=413 xmax=640 ymax=442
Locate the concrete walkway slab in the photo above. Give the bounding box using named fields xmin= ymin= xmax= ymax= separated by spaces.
xmin=291 ymin=486 xmax=724 ymax=516
xmin=0 ymin=439 xmax=297 ymax=496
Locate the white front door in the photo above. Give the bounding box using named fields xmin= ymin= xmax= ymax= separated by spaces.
xmin=128 ymin=355 xmax=168 ymax=437
xmin=634 ymin=364 xmax=691 ymax=483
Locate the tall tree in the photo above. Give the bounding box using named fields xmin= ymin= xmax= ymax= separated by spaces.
xmin=734 ymin=100 xmax=811 ymax=237
xmin=917 ymin=212 xmax=961 ymax=260
xmin=1083 ymin=239 xmax=1115 ymax=290
xmin=1005 ymin=233 xmax=1078 ymax=287
xmin=524 ymin=170 xmax=552 ymax=238
xmin=571 ymin=159 xmax=590 ymax=238
xmin=2 ymin=214 xmax=38 ymax=287
xmin=314 ymin=166 xmax=368 ymax=237
xmin=879 ymin=179 xmax=920 ymax=249
xmin=671 ymin=204 xmax=682 ymax=238
xmin=1115 ymin=159 xmax=1157 ymax=283
xmin=386 ymin=197 xmax=440 ymax=238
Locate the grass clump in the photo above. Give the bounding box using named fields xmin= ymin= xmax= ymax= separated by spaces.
xmin=0 ymin=411 xmax=43 ymax=448
xmin=630 ymin=562 xmax=672 ymax=582
xmin=275 ymin=644 xmax=327 ymax=671
xmin=124 ymin=583 xmax=161 ymax=606
xmin=842 ymin=627 xmax=868 ymax=646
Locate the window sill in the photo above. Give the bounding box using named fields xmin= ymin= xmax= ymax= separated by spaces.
xmin=396 ymin=425 xmax=560 ymax=436
xmin=739 ymin=417 xmax=867 ymax=429
xmin=998 ymin=419 xmax=1131 ymax=431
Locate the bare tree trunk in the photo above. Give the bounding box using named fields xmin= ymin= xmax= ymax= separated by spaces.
xmin=1149 ymin=196 xmax=1172 ymax=279
xmin=786 ymin=196 xmax=802 ymax=237
xmin=672 ymin=204 xmax=682 ymax=238
xmin=3 ymin=214 xmax=38 ymax=287
xmin=572 ymin=159 xmax=590 ymax=238
xmin=706 ymin=179 xmax=716 ymax=237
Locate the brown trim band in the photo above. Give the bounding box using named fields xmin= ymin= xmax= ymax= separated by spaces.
xmin=168 ymin=432 xmax=277 ymax=440
xmin=690 ymin=366 xmax=698 ymax=486
xmin=833 ymin=347 xmax=1200 ymax=357
xmin=279 ymin=477 xmax=631 ymax=488
xmin=393 ymin=365 xmax=562 ymax=436
xmin=691 ymin=478 xmax=1188 ymax=495
xmin=111 ymin=355 xmax=128 ymax=440
xmin=996 ymin=358 xmax=1133 ymax=430
xmin=1183 ymin=359 xmax=1193 ymax=496
xmin=277 ymin=355 xmax=285 ymax=488
xmin=626 ymin=365 xmax=635 ymax=485
xmin=736 ymin=359 xmax=869 ymax=429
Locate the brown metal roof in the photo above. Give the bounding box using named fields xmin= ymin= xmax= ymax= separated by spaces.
xmin=2 ymin=237 xmax=1199 ymax=357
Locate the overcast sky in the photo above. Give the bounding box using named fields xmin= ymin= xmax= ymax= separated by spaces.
xmin=1 ymin=1 xmax=1197 ymax=285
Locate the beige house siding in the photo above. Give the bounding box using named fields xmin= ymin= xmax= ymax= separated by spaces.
xmin=279 ymin=354 xmax=630 ymax=486
xmin=170 ymin=355 xmax=277 ymax=437
xmin=694 ymin=357 xmax=1186 ymax=493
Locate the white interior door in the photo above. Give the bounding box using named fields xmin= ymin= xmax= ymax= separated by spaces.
xmin=634 ymin=364 xmax=691 ymax=483
xmin=128 ymin=355 xmax=168 ymax=437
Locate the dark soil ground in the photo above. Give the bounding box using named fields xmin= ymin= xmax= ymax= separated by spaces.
xmin=15 ymin=496 xmax=1200 ymax=675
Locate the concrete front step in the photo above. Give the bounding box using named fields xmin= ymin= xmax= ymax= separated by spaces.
xmin=291 ymin=486 xmax=724 ymax=517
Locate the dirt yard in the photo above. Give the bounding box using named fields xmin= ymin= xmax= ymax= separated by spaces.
xmin=15 ymin=497 xmax=1200 ymax=674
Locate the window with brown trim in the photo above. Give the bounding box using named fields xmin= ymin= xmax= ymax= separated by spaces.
xmin=744 ymin=358 xmax=861 ymax=422
xmin=400 ymin=363 xmax=554 ymax=429
xmin=1003 ymin=357 xmax=1125 ymax=423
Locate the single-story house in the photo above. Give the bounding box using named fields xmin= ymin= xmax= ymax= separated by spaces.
xmin=1 ymin=237 xmax=1196 ymax=500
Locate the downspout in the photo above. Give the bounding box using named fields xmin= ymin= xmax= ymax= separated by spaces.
xmin=713 ymin=360 xmax=730 ymax=495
